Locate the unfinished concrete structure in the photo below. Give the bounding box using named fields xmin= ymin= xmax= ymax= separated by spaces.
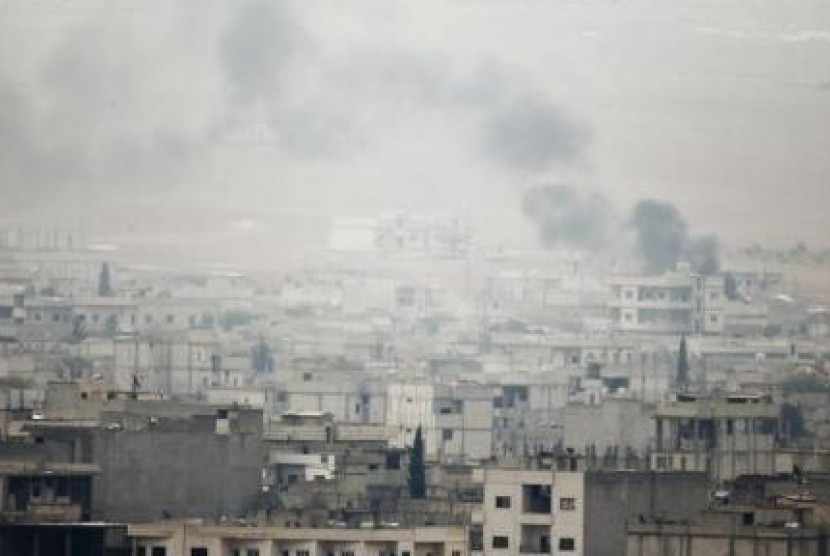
xmin=652 ymin=393 xmax=781 ymax=481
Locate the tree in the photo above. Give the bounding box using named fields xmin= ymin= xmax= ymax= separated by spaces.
xmin=677 ymin=335 xmax=689 ymax=391
xmin=103 ymin=314 xmax=119 ymax=337
xmin=251 ymin=338 xmax=274 ymax=373
xmin=408 ymin=425 xmax=426 ymax=499
xmin=98 ymin=263 xmax=113 ymax=296
xmin=70 ymin=316 xmax=87 ymax=344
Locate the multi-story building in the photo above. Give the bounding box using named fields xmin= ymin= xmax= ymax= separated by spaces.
xmin=651 ymin=392 xmax=781 ymax=481
xmin=386 ymin=381 xmax=493 ymax=464
xmin=627 ymin=503 xmax=829 ymax=556
xmin=473 ymin=465 xmax=710 ymax=556
xmin=608 ymin=273 xmax=725 ymax=335
xmin=129 ymin=521 xmax=468 ymax=556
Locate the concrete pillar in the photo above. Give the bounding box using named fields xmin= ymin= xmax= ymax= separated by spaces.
xmin=693 ymin=418 xmax=701 ymax=470
xmin=655 ymin=418 xmax=663 ymax=451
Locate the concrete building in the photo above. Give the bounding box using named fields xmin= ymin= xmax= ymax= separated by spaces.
xmin=652 ymin=393 xmax=781 ymax=481
xmin=386 ymin=381 xmax=493 ymax=464
xmin=129 ymin=521 xmax=468 ymax=556
xmin=608 ymin=273 xmax=724 ymax=335
xmin=562 ymin=398 xmax=654 ymax=463
xmin=22 ymin=383 xmax=266 ymax=522
xmin=627 ymin=505 xmax=828 ymax=556
xmin=473 ymin=466 xmax=710 ymax=556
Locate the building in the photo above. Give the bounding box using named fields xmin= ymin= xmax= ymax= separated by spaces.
xmin=386 ymin=381 xmax=493 ymax=464
xmin=627 ymin=505 xmax=828 ymax=556
xmin=473 ymin=466 xmax=710 ymax=556
xmin=562 ymin=398 xmax=654 ymax=464
xmin=608 ymin=273 xmax=724 ymax=335
xmin=21 ymin=383 xmax=265 ymax=522
xmin=128 ymin=521 xmax=468 ymax=556
xmin=651 ymin=393 xmax=781 ymax=481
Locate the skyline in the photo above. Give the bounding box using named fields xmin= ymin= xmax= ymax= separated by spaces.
xmin=1 ymin=0 xmax=829 ymax=259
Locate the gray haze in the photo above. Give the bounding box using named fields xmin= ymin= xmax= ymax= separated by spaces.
xmin=1 ymin=0 xmax=829 ymax=264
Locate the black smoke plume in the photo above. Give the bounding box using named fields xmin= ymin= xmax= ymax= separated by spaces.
xmin=630 ymin=200 xmax=689 ymax=274
xmin=630 ymin=199 xmax=721 ymax=275
xmin=522 ymin=185 xmax=612 ymax=249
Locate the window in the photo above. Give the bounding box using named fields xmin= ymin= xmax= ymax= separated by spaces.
xmin=560 ymin=497 xmax=576 ymax=510
xmin=452 ymin=552 xmax=461 ymax=556
xmin=495 ymin=496 xmax=511 ymax=508
xmin=190 ymin=549 xmax=208 ymax=556
xmin=297 ymin=551 xmax=310 ymax=556
xmin=402 ymin=552 xmax=411 ymax=556
xmin=166 ymin=315 xmax=175 ymax=324
xmin=136 ymin=548 xmax=147 ymax=556
xmin=492 ymin=536 xmax=509 ymax=549
xmin=442 ymin=429 xmax=453 ymax=441
xmin=559 ymin=538 xmax=575 ymax=551
xmin=152 ymin=548 xmax=167 ymax=556
xmin=247 ymin=550 xmax=259 ymax=556
xmin=341 ymin=552 xmax=355 ymax=556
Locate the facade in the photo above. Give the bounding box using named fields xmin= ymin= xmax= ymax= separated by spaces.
xmin=608 ymin=273 xmax=724 ymax=335
xmin=129 ymin=522 xmax=468 ymax=556
xmin=386 ymin=382 xmax=493 ymax=463
xmin=474 ymin=467 xmax=710 ymax=556
xmin=26 ymin=387 xmax=265 ymax=522
xmin=651 ymin=393 xmax=781 ymax=481
xmin=627 ymin=506 xmax=828 ymax=556
xmin=562 ymin=398 xmax=654 ymax=461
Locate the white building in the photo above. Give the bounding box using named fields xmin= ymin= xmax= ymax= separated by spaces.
xmin=608 ymin=272 xmax=725 ymax=335
xmin=386 ymin=381 xmax=493 ymax=463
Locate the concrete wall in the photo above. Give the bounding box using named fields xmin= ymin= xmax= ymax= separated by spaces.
xmin=91 ymin=423 xmax=263 ymax=521
xmin=563 ymin=399 xmax=654 ymax=457
xmin=583 ymin=471 xmax=710 ymax=556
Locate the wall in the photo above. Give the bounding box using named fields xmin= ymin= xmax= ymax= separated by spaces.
xmin=91 ymin=422 xmax=263 ymax=521
xmin=583 ymin=471 xmax=710 ymax=556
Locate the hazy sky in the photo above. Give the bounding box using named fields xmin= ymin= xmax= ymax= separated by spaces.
xmin=1 ymin=0 xmax=828 ymax=259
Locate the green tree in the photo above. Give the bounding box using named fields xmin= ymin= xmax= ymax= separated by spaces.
xmin=70 ymin=316 xmax=87 ymax=343
xmin=677 ymin=335 xmax=689 ymax=391
xmin=98 ymin=263 xmax=113 ymax=296
xmin=251 ymin=338 xmax=274 ymax=373
xmin=103 ymin=314 xmax=119 ymax=337
xmin=408 ymin=425 xmax=426 ymax=499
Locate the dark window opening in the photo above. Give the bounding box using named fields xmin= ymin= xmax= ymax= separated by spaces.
xmin=559 ymin=538 xmax=575 ymax=551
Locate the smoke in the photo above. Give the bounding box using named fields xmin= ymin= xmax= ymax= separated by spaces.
xmin=521 ymin=185 xmax=612 ymax=249
xmin=220 ymin=0 xmax=306 ymax=103
xmin=685 ymin=235 xmax=721 ymax=275
xmin=522 ymin=191 xmax=722 ymax=275
xmin=630 ymin=200 xmax=690 ymax=274
xmin=483 ymin=99 xmax=589 ymax=173
xmin=630 ymin=199 xmax=721 ymax=275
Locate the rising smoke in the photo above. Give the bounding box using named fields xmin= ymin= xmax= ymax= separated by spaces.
xmin=630 ymin=199 xmax=721 ymax=275
xmin=522 ymin=185 xmax=612 ymax=250
xmin=524 ymin=189 xmax=721 ymax=275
